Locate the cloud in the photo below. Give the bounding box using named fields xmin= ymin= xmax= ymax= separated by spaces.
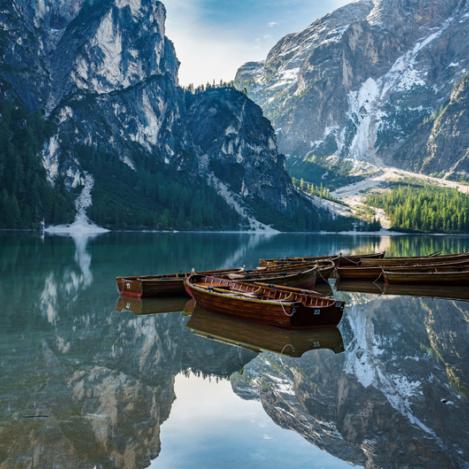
xmin=267 ymin=21 xmax=279 ymax=28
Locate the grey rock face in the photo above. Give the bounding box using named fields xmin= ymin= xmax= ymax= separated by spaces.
xmin=235 ymin=0 xmax=469 ymax=181
xmin=1 ymin=0 xmax=324 ymax=230
xmin=424 ymin=74 xmax=469 ymax=176
xmin=185 ymin=88 xmax=296 ymax=212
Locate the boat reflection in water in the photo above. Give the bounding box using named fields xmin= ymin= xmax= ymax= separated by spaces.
xmin=115 ymin=296 xmax=190 ymax=315
xmin=116 ymin=297 xmax=345 ymax=358
xmin=187 ymin=306 xmax=345 ymax=357
xmin=336 ymin=280 xmax=469 ymax=302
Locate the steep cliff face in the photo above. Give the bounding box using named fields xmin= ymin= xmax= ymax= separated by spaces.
xmin=184 ymin=88 xmax=307 ymax=228
xmin=235 ymin=0 xmax=469 ymax=182
xmin=424 ymin=74 xmax=469 ymax=177
xmin=0 ymin=0 xmax=333 ymax=231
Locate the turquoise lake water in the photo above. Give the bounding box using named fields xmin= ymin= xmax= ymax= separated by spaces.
xmin=0 ymin=232 xmax=468 ymax=468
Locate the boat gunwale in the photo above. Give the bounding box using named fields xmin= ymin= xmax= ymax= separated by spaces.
xmin=116 ymin=268 xmax=243 ymax=284
xmin=361 ymin=253 xmax=469 ymax=266
xmin=259 ymin=252 xmax=385 ymax=266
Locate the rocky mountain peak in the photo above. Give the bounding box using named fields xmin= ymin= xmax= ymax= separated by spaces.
xmin=367 ymin=0 xmax=462 ymax=27
xmin=235 ymin=0 xmax=469 ymax=182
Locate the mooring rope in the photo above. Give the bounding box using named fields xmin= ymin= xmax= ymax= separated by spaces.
xmin=373 ymin=269 xmax=384 ymax=285
xmin=316 ymin=263 xmax=328 ymax=283
xmin=340 ymin=255 xmax=361 ymax=266
xmin=279 ymin=343 xmax=295 ymax=365
xmin=280 ymin=300 xmax=295 ymax=317
xmin=318 ymin=270 xmax=327 ymax=283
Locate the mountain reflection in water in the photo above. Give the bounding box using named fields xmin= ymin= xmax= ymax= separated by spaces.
xmin=0 ymin=232 xmax=468 ymax=468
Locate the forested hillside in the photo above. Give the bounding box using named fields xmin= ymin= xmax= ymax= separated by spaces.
xmin=0 ymin=95 xmax=74 ymax=228
xmin=367 ymin=185 xmax=469 ymax=233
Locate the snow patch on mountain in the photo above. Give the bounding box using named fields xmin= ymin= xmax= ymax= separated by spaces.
xmin=348 ymin=77 xmax=382 ymax=163
xmin=121 ymin=156 xmax=136 ymax=171
xmin=42 ymin=135 xmax=60 ymax=183
xmin=346 ymin=13 xmax=458 ymax=162
xmin=46 ymin=173 xmax=109 ymax=234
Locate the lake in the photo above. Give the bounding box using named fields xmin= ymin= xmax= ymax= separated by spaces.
xmin=0 ymin=232 xmax=468 ymax=468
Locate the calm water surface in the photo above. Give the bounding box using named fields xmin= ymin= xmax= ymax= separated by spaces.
xmin=0 ymin=232 xmax=468 ymax=468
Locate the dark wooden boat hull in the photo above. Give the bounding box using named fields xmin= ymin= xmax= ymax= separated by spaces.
xmin=117 ymin=276 xmax=187 ymax=298
xmin=337 ymin=257 xmax=469 ymax=281
xmin=384 ymin=270 xmax=469 ymax=286
xmin=185 ymin=276 xmax=345 ymax=329
xmin=361 ymin=253 xmax=469 ymax=267
xmin=187 ymin=307 xmax=345 ymax=356
xmin=336 ymin=266 xmax=383 ymax=281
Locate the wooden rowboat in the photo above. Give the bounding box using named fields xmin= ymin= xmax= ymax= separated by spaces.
xmin=225 ymin=266 xmax=317 ymax=289
xmin=259 ymin=252 xmax=385 ymax=268
xmin=384 ymin=269 xmax=469 ymax=286
xmin=336 ymin=257 xmax=469 ymax=281
xmin=187 ymin=306 xmax=345 ymax=357
xmin=116 ymin=268 xmax=241 ymax=298
xmin=184 ymin=275 xmax=345 ymax=329
xmin=361 ymin=252 xmax=469 ymax=267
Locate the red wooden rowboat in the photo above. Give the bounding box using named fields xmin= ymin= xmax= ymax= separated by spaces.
xmin=184 ymin=275 xmax=345 ymax=329
xmin=361 ymin=252 xmax=469 ymax=267
xmin=336 ymin=257 xmax=469 ymax=281
xmin=116 ymin=268 xmax=242 ymax=298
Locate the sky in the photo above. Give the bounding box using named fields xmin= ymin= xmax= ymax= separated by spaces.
xmin=164 ymin=0 xmax=351 ymax=86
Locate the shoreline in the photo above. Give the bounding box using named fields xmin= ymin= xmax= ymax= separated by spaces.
xmin=1 ymin=228 xmax=469 ymax=237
